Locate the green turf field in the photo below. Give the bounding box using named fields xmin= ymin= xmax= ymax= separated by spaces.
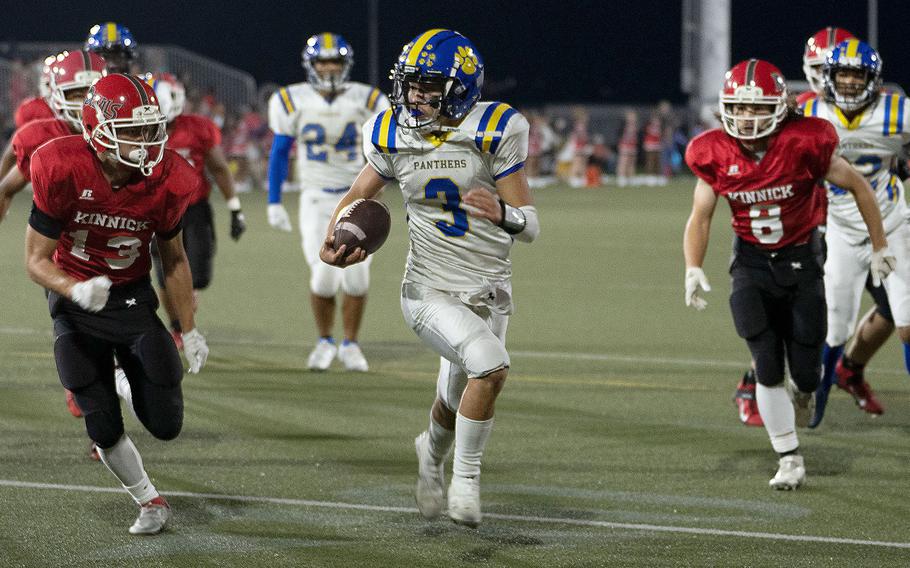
xmin=1 ymin=180 xmax=908 ymax=567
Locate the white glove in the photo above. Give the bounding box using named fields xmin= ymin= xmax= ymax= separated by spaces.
xmin=69 ymin=276 xmax=112 ymax=313
xmin=684 ymin=267 xmax=711 ymax=311
xmin=871 ymin=246 xmax=896 ymax=287
xmin=267 ymin=203 xmax=292 ymax=232
xmin=182 ymin=328 xmax=209 ymax=374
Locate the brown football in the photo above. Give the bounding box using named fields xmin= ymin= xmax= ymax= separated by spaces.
xmin=332 ymin=199 xmax=392 ymax=257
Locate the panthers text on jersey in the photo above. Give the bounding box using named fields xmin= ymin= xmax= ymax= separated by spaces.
xmin=165 ymin=114 xmax=221 ymax=204
xmin=29 ymin=135 xmax=200 ymax=285
xmin=363 ymin=102 xmax=529 ymax=291
xmin=12 ymin=117 xmax=72 ymax=182
xmin=14 ymin=96 xmax=55 ymax=129
xmin=803 ymin=93 xmax=910 ymax=244
xmin=686 ymin=117 xmax=838 ymax=250
xmin=269 ymin=82 xmax=389 ymax=191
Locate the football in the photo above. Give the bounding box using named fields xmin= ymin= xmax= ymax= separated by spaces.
xmin=332 ymin=198 xmax=392 ymax=257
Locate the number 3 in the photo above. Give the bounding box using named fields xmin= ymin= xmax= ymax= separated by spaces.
xmin=424 ymin=178 xmax=468 ymax=237
xmin=69 ymin=230 xmax=142 ymax=269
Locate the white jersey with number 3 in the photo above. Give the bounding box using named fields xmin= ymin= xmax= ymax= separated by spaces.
xmin=804 ymin=94 xmax=910 ymax=243
xmin=363 ymin=102 xmax=529 ymax=292
xmin=269 ymin=82 xmax=389 ymax=190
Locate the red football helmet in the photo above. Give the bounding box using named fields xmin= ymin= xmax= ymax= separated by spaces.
xmin=38 ymin=52 xmax=61 ymax=100
xmin=82 ymin=73 xmax=168 ymax=176
xmin=719 ymin=59 xmax=789 ymax=140
xmin=49 ymin=50 xmax=106 ymax=129
xmin=803 ymin=27 xmax=856 ymax=93
xmin=148 ymin=72 xmax=186 ymax=122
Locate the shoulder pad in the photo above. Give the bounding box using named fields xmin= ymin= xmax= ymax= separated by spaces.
xmin=370 ymin=109 xmax=398 ymax=154
xmin=474 ymin=103 xmax=518 ymax=154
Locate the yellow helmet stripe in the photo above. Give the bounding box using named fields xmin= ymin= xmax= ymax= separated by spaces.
xmin=481 ymin=104 xmax=511 ymax=153
xmin=322 ymin=33 xmax=334 ymax=50
xmin=845 ymin=39 xmax=860 ymax=58
xmin=106 ymin=22 xmax=119 ymax=44
xmin=405 ymin=29 xmax=447 ymax=65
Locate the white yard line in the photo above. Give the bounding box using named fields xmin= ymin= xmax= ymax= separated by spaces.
xmin=1 ymin=479 xmax=908 ymax=549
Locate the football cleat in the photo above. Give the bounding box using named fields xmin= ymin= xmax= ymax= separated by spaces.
xmin=447 ymin=474 xmax=481 ymax=528
xmin=307 ymin=338 xmax=337 ymax=371
xmin=787 ymin=379 xmax=815 ymax=428
xmin=733 ymin=370 xmax=764 ymax=427
xmin=129 ymin=496 xmax=170 ymax=535
xmin=337 ymin=341 xmax=369 ymax=372
xmin=769 ymin=454 xmax=806 ymax=490
xmin=835 ymin=359 xmax=884 ymax=415
xmin=414 ymin=431 xmax=446 ymax=520
xmin=65 ymin=389 xmax=83 ymax=418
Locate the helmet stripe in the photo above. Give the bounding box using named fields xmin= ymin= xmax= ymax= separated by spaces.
xmin=106 ymin=22 xmax=118 ymax=44
xmin=322 ymin=33 xmax=334 ymax=50
xmin=405 ymin=29 xmax=447 ymax=65
xmin=123 ymin=73 xmax=150 ymax=105
xmin=846 ymin=39 xmax=859 ymax=58
xmin=826 ymin=27 xmax=835 ymax=47
xmin=81 ymin=50 xmax=91 ymax=71
xmin=745 ymin=59 xmax=758 ymax=84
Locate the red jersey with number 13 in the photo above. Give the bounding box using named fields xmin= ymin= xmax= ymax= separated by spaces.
xmin=29 ymin=135 xmax=200 ymax=285
xmin=685 ymin=117 xmax=838 ymax=250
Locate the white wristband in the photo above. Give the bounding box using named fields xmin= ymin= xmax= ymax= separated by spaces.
xmin=226 ymin=197 xmax=241 ymax=211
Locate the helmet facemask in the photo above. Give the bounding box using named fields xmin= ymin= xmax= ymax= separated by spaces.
xmin=719 ymin=92 xmax=788 ymax=140
xmin=51 ymin=84 xmax=93 ymax=129
xmin=304 ymin=55 xmax=352 ymax=94
xmin=89 ymin=105 xmax=168 ymax=176
xmin=824 ymin=66 xmax=880 ymax=112
xmin=390 ymin=70 xmax=454 ymax=129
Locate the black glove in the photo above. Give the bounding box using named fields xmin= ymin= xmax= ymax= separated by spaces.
xmin=230 ymin=210 xmax=247 ymax=241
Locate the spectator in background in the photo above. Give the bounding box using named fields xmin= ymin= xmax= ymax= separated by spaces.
xmin=616 ymin=109 xmax=638 ymax=187
xmin=586 ymin=134 xmax=612 ymax=188
xmin=527 ymin=111 xmax=556 ymax=188
xmin=642 ymin=113 xmax=666 ymax=186
xmin=568 ymin=107 xmax=590 ymax=188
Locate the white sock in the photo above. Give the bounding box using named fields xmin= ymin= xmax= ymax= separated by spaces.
xmin=97 ymin=435 xmax=158 ymax=505
xmin=452 ymin=413 xmax=494 ymax=479
xmin=427 ymin=418 xmax=455 ymax=464
xmin=114 ymin=368 xmax=138 ymax=421
xmin=756 ymin=383 xmax=799 ymax=453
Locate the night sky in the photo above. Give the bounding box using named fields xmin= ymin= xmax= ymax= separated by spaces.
xmin=2 ymin=0 xmax=910 ymax=105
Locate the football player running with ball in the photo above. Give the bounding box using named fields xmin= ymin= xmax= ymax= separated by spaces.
xmin=268 ymin=33 xmax=390 ymax=372
xmin=24 ymin=74 xmax=209 ymax=534
xmin=321 ymin=29 xmax=539 ymax=526
xmin=683 ymin=60 xmax=892 ymax=489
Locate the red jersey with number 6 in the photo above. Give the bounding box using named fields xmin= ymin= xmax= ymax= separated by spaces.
xmin=29 ymin=135 xmax=200 ymax=285
xmin=685 ymin=117 xmax=838 ymax=250
xmin=166 ymin=114 xmax=222 ymax=204
xmin=12 ymin=118 xmax=73 ymax=181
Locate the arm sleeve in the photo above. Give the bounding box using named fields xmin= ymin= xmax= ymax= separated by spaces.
xmin=267 ymin=90 xmax=297 ymax=136
xmin=159 ymin=160 xmax=198 ymax=239
xmin=361 ymin=117 xmax=396 ymax=180
xmin=268 ymin=134 xmax=294 ymax=204
xmin=12 ymin=130 xmax=33 ymax=181
xmin=809 ymin=120 xmax=839 ymax=179
xmin=28 ymin=150 xmax=66 ymax=238
xmin=491 ymin=112 xmax=530 ymax=179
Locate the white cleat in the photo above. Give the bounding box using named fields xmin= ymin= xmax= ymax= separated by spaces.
xmin=337 ymin=341 xmax=369 ymax=372
xmin=129 ymin=497 xmax=170 ymax=535
xmin=787 ymin=378 xmax=815 ymax=428
xmin=307 ymin=339 xmax=337 ymax=371
xmin=447 ymin=474 xmax=482 ymax=528
xmin=414 ymin=431 xmax=445 ymax=520
xmin=769 ymin=454 xmax=806 ymax=490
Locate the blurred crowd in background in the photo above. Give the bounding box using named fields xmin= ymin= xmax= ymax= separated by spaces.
xmin=2 ymin=54 xmax=703 ymax=192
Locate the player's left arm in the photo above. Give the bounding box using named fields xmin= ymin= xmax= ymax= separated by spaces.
xmin=157 ymin=231 xmax=208 ymax=372
xmin=204 ymin=144 xmax=246 ymax=240
xmin=825 ymin=153 xmax=887 ymax=251
xmin=0 ymin=139 xmax=16 ymax=184
xmin=462 ymin=168 xmax=539 ymax=243
xmin=0 ymin=166 xmax=27 ymax=223
xmin=319 ymin=163 xmax=389 ymax=266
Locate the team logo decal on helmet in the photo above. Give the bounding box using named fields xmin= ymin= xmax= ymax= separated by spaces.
xmin=718 ymin=59 xmax=789 ymax=140
xmin=390 ymin=29 xmax=485 ymax=129
xmin=82 ymin=73 xmax=168 ymax=176
xmin=302 ymin=32 xmax=354 ymax=93
xmin=823 ymin=39 xmax=882 ymax=112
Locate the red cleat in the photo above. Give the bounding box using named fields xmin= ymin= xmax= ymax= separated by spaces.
xmin=835 ymin=358 xmax=884 ymax=415
xmin=170 ymin=329 xmax=183 ymax=351
xmin=65 ymin=389 xmax=83 ymax=418
xmin=734 ymin=373 xmax=764 ymax=427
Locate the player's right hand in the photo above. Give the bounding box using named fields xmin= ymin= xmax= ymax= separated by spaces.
xmin=319 ymin=234 xmax=367 ymax=267
xmin=182 ymin=328 xmax=209 ymax=374
xmin=267 ymin=203 xmax=292 ymax=232
xmin=871 ymin=246 xmax=896 ymax=286
xmin=684 ymin=267 xmax=711 ymax=311
xmin=69 ymin=275 xmax=113 ymax=313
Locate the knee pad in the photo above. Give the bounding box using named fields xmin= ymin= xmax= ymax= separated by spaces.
xmin=145 ymin=409 xmax=183 ymax=441
xmin=84 ymin=409 xmax=126 ymax=449
xmin=792 ymin=279 xmax=826 ymax=346
xmin=341 ymin=261 xmax=371 ymax=297
xmin=132 ymin=327 xmax=184 ymax=388
xmin=462 ymin=333 xmax=510 ymax=379
xmin=310 ymin=262 xmax=342 ymax=297
xmin=729 ymin=286 xmax=768 ymax=340
xmin=54 ymin=331 xmax=114 ymax=392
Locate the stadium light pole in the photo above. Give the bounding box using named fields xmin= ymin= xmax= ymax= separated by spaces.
xmin=682 ymin=0 xmax=730 ymax=129
xmin=867 ymin=0 xmax=878 ymax=49
xmin=368 ymin=0 xmax=379 ymax=87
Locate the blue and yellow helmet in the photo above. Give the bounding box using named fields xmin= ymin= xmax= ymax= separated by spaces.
xmin=390 ymin=29 xmax=484 ymax=128
xmin=302 ymin=33 xmax=354 ymax=93
xmin=85 ymin=22 xmax=137 ymax=74
xmin=823 ymin=39 xmax=882 ymax=111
